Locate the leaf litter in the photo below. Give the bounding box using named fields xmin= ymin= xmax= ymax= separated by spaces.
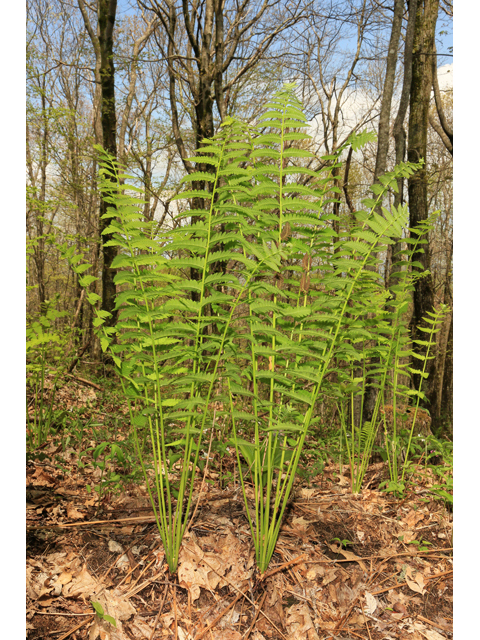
xmin=27 ymin=410 xmax=453 ymax=640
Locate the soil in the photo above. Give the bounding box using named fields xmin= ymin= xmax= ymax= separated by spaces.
xmin=26 ymin=449 xmax=453 ymax=640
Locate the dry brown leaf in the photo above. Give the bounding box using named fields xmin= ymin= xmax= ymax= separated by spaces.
xmin=63 ymin=564 xmax=99 ymax=599
xmin=326 ymin=543 xmax=367 ymax=572
xmin=404 ymin=510 xmax=425 ymax=529
xmin=67 ymin=505 xmax=86 ymax=520
xmin=212 ymin=631 xmax=242 ymax=640
xmin=306 ymin=564 xmax=325 ymax=581
xmin=322 ymin=567 xmax=337 ymax=586
xmin=364 ymin=591 xmax=378 ymax=615
xmin=285 ymin=603 xmax=320 ymax=640
xmin=31 ymin=469 xmax=56 ymax=487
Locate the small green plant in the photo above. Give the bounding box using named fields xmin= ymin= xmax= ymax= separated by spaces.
xmin=331 ymin=537 xmax=353 ymax=548
xmin=407 ymin=539 xmax=432 ymax=552
xmin=26 ymin=298 xmax=69 ymax=449
xmin=79 ymin=440 xmax=134 ymax=500
xmin=91 ymin=601 xmax=116 ymax=627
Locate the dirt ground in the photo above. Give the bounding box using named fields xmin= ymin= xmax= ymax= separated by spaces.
xmin=27 ymin=446 xmax=453 ymax=640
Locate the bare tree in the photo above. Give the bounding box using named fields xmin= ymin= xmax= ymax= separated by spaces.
xmin=77 ymin=0 xmax=119 ymax=327
xmin=138 ymin=0 xmax=308 ymax=174
xmin=407 ymin=0 xmax=440 ymax=407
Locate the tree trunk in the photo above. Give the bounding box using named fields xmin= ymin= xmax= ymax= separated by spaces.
xmin=98 ymin=0 xmax=119 ymax=328
xmin=362 ymin=0 xmax=404 ymax=424
xmin=373 ymin=0 xmax=404 ymax=183
xmin=407 ymin=0 xmax=439 ymax=405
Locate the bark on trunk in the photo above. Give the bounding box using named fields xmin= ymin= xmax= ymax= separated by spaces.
xmin=98 ymin=0 xmax=119 ymax=327
xmin=407 ymin=0 xmax=439 ymax=405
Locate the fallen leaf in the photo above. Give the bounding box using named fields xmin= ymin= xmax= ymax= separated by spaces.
xmin=406 ymin=573 xmax=426 ymax=595
xmin=67 ymin=505 xmax=86 ymax=520
xmin=326 ymin=543 xmax=367 ymax=572
xmin=285 ymin=603 xmax=320 ymax=640
xmin=63 ymin=564 xmax=99 ymax=599
xmin=108 ymin=540 xmax=124 ymax=554
xmin=364 ymin=591 xmax=378 ymax=615
xmin=212 ymin=631 xmax=242 ymax=640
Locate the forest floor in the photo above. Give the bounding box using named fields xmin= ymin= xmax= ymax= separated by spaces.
xmin=26 ymin=378 xmax=453 ymax=640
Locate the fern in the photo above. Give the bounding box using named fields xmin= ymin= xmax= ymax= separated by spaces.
xmin=76 ymin=83 xmax=437 ymax=574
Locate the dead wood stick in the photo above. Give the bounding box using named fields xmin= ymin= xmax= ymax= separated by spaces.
xmin=416 ymin=614 xmax=451 ymax=632
xmin=27 ymin=514 xmax=157 ymax=531
xmin=56 ymin=615 xmax=94 ymax=640
xmin=149 ymin=583 xmax=169 ymax=640
xmin=195 ymin=589 xmax=245 ymax=640
xmin=370 ymin=568 xmax=453 ymax=596
xmin=359 ymin=602 xmax=373 ymax=640
xmin=188 ymin=419 xmax=215 ymax=529
xmin=243 ymin=590 xmax=268 ymax=640
xmin=260 ymin=553 xmax=307 ymax=581
xmin=184 ymin=545 xmax=287 ymax=639
xmin=30 ymin=611 xmax=93 ymax=617
xmin=65 ymin=372 xmax=102 ymax=390
xmin=66 ymin=336 xmax=92 ymax=374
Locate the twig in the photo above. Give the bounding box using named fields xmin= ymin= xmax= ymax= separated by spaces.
xmin=243 ymin=590 xmax=267 ymax=640
xmin=195 ymin=589 xmax=245 ymax=640
xmin=416 ymin=614 xmax=452 ymax=633
xmin=184 ymin=545 xmax=287 ymax=639
xmin=359 ymin=602 xmax=373 ymax=640
xmin=188 ymin=418 xmax=215 ymax=529
xmin=149 ymin=583 xmax=169 ymax=640
xmin=27 ymin=514 xmax=157 ymax=530
xmin=173 ymin=583 xmax=178 ymax=640
xmin=56 ymin=615 xmax=94 ymax=640
xmin=65 ymin=373 xmax=102 ymax=390
xmin=29 ymin=611 xmax=93 ymax=617
xmin=260 ymin=553 xmax=307 ymax=581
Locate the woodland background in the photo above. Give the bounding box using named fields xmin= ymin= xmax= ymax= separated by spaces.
xmin=26 ymin=0 xmax=453 ymax=434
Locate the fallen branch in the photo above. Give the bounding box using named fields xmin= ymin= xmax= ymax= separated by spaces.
xmin=56 ymin=615 xmax=94 ymax=640
xmin=65 ymin=372 xmax=102 ymax=390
